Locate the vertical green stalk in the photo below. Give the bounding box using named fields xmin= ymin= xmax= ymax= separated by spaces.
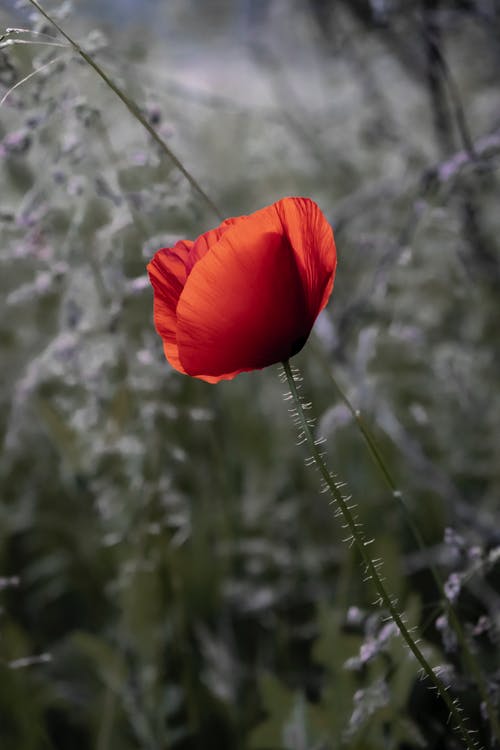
xmin=326 ymin=367 xmax=500 ymax=747
xmin=281 ymin=359 xmax=480 ymax=750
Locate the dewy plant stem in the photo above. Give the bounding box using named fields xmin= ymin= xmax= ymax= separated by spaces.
xmin=282 ymin=359 xmax=480 ymax=750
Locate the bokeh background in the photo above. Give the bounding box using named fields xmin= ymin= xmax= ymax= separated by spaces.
xmin=1 ymin=1 xmax=500 ymax=748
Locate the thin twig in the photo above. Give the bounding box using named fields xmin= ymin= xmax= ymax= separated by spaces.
xmin=0 ymin=55 xmax=65 ymax=106
xmin=0 ymin=38 xmax=67 ymax=49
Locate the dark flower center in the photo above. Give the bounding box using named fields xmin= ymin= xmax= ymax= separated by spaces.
xmin=290 ymin=334 xmax=308 ymax=357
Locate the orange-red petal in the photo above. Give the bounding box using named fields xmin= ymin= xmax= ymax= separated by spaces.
xmin=275 ymin=197 xmax=336 ymax=318
xmin=147 ymin=197 xmax=336 ymax=383
xmin=175 ymin=200 xmax=332 ymax=380
xmin=147 ymin=240 xmax=192 ymax=374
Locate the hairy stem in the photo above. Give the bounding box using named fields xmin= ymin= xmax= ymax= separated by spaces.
xmin=282 ymin=359 xmax=480 ymax=750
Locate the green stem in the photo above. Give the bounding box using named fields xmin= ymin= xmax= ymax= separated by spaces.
xmin=282 ymin=359 xmax=479 ymax=750
xmin=326 ymin=368 xmax=500 ymax=747
xmin=26 ymin=0 xmax=224 ymax=222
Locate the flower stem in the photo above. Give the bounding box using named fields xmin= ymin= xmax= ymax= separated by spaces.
xmin=26 ymin=0 xmax=224 ymax=222
xmin=281 ymin=359 xmax=480 ymax=750
xmin=326 ymin=367 xmax=500 ymax=747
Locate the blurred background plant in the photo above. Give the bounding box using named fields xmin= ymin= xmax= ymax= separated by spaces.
xmin=1 ymin=1 xmax=500 ymax=748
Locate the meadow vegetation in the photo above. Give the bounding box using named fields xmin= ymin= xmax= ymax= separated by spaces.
xmin=1 ymin=1 xmax=500 ymax=748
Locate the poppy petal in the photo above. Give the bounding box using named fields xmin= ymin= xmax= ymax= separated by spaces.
xmin=275 ymin=197 xmax=336 ymax=319
xmin=147 ymin=198 xmax=337 ymax=383
xmin=147 ymin=240 xmax=192 ymax=374
xmin=185 ymin=217 xmax=240 ymax=273
xmin=175 ymin=211 xmax=312 ymax=380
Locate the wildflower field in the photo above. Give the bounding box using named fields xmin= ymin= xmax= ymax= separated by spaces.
xmin=1 ymin=2 xmax=500 ymax=749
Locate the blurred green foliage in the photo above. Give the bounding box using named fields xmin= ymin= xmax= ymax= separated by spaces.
xmin=1 ymin=1 xmax=500 ymax=748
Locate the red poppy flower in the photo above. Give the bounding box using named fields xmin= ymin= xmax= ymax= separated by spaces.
xmin=147 ymin=196 xmax=337 ymax=383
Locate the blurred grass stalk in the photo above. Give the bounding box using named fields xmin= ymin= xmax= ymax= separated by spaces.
xmin=25 ymin=0 xmax=223 ymax=221
xmin=322 ymin=360 xmax=500 ymax=746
